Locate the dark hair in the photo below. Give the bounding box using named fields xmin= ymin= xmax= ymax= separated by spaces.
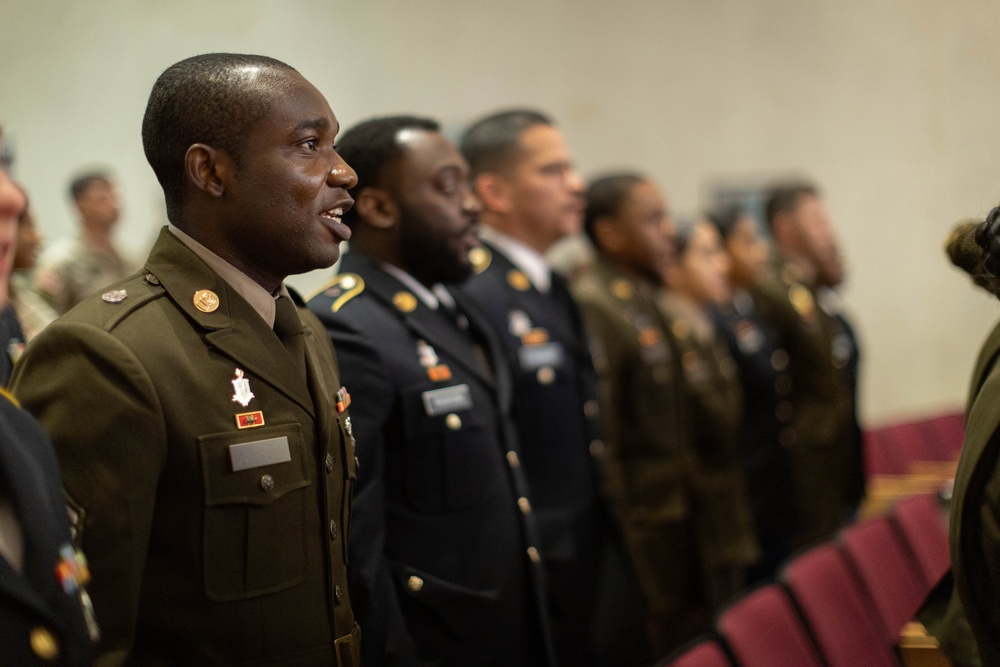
xmin=69 ymin=171 xmax=112 ymax=200
xmin=141 ymin=53 xmax=298 ymax=221
xmin=334 ymin=116 xmax=441 ymax=227
xmin=460 ymin=109 xmax=552 ymax=179
xmin=583 ymin=172 xmax=646 ymax=248
xmin=706 ymin=206 xmax=744 ymax=240
xmin=765 ymin=182 xmax=819 ymax=230
xmin=972 ymin=206 xmax=1000 ymax=297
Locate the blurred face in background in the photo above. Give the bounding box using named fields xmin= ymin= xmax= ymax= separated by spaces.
xmin=667 ymin=220 xmax=730 ymax=306
xmin=725 ymin=214 xmax=769 ymax=289
xmin=785 ymin=193 xmax=843 ymax=285
xmin=595 ymin=179 xmax=675 ymax=281
xmin=74 ymin=178 xmax=120 ymax=231
xmin=14 ymin=208 xmax=42 ymax=271
xmin=0 ymin=130 xmax=27 ymax=297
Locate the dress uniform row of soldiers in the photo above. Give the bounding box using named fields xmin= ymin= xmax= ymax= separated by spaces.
xmin=0 ymin=53 xmax=862 ymax=666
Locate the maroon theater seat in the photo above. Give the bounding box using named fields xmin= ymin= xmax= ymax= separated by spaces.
xmin=840 ymin=516 xmax=927 ymax=640
xmin=891 ymin=493 xmax=950 ymax=588
xmin=717 ymin=584 xmax=824 ymax=667
xmin=661 ymin=639 xmax=732 ymax=667
xmin=782 ymin=544 xmax=901 ymax=667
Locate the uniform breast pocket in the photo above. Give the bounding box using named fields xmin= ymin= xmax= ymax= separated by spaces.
xmin=198 ymin=423 xmax=311 ymax=601
xmin=401 ymin=383 xmax=500 ymax=513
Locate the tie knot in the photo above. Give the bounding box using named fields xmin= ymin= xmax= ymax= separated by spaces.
xmin=273 ymin=296 xmax=303 ymax=339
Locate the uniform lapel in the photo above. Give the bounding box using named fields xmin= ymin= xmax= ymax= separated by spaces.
xmin=145 ymin=229 xmax=315 ymax=417
xmin=343 ymin=253 xmax=494 ymax=389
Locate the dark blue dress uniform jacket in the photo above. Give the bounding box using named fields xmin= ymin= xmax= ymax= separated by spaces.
xmin=0 ymin=390 xmax=94 ymax=666
xmin=462 ymin=242 xmax=649 ymax=666
xmin=309 ymin=252 xmax=555 ymax=667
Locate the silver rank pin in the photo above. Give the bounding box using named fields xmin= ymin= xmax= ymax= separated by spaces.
xmin=101 ymin=289 xmax=127 ymax=304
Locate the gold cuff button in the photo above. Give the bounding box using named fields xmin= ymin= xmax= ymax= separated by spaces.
xmin=445 ymin=413 xmax=462 ymax=430
xmin=407 ymin=575 xmax=424 ymax=592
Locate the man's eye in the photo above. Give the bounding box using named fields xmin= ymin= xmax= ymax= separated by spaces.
xmin=303 ymin=139 xmax=318 ymax=151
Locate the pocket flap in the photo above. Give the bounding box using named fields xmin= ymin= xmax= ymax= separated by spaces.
xmin=199 ymin=423 xmax=310 ymax=506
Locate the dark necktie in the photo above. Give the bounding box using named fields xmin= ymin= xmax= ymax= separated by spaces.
xmin=273 ymin=295 xmax=308 ymax=380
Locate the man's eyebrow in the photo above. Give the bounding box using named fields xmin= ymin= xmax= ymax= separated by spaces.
xmin=292 ymin=117 xmax=331 ymax=134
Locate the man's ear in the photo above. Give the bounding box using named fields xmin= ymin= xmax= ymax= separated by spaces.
xmin=185 ymin=143 xmax=230 ymax=198
xmin=472 ymin=173 xmax=513 ymax=215
xmin=354 ymin=187 xmax=398 ymax=230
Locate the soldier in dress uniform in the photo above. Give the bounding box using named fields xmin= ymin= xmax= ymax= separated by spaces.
xmin=659 ymin=218 xmax=760 ymax=606
xmin=708 ymin=208 xmax=800 ymax=582
xmin=573 ymin=173 xmax=709 ymax=656
xmin=307 ymin=115 xmax=555 ymax=667
xmin=459 ymin=109 xmax=649 ymax=666
xmin=0 ymin=128 xmax=95 ymax=667
xmin=751 ymin=182 xmax=860 ymax=545
xmin=10 ymin=53 xmax=362 ymax=665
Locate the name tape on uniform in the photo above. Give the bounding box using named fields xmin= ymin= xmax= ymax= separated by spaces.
xmin=421 ymin=384 xmax=473 ymax=416
xmin=229 ymin=436 xmax=291 ymax=472
xmin=518 ymin=342 xmax=565 ymax=371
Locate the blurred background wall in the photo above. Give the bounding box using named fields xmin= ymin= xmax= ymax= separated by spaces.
xmin=3 ymin=0 xmax=999 ymax=423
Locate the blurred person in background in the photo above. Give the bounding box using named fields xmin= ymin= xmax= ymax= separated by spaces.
xmin=752 ymin=183 xmax=862 ymax=545
xmin=709 ymin=208 xmax=800 ymax=582
xmin=573 ymin=173 xmax=708 ymax=657
xmin=10 ymin=202 xmax=59 ymax=341
xmin=658 ymin=217 xmax=759 ymax=605
xmin=460 ymin=109 xmax=649 ymax=666
xmin=35 ymin=170 xmax=133 ymax=314
xmin=0 ymin=126 xmax=96 ymax=665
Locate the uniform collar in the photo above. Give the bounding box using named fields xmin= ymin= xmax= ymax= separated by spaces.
xmin=480 ymin=226 xmax=551 ymax=293
xmin=379 ymin=262 xmax=452 ymax=311
xmin=168 ymin=224 xmax=290 ymax=327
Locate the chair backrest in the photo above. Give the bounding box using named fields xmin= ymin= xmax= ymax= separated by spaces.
xmin=921 ymin=412 xmax=965 ymax=460
xmin=717 ymin=584 xmax=824 ymax=667
xmin=886 ymin=421 xmax=941 ymax=466
xmin=840 ymin=515 xmax=927 ymax=640
xmin=662 ymin=639 xmax=732 ymax=667
xmin=891 ymin=493 xmax=950 ymax=587
xmin=782 ymin=544 xmax=901 ymax=667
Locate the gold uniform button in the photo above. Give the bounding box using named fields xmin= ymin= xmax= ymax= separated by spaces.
xmin=407 ymin=575 xmax=424 ymax=592
xmin=771 ymin=349 xmax=790 ymax=372
xmin=506 ymin=451 xmax=521 ymax=469
xmin=260 ymin=474 xmax=275 ymax=492
xmin=536 ymin=366 xmax=555 ymax=385
xmin=584 ymin=399 xmax=599 ymax=419
xmin=445 ymin=413 xmax=462 ymax=430
xmin=775 ymin=375 xmax=792 ymax=396
xmin=335 ymin=585 xmax=343 ymax=604
xmin=30 ymin=626 xmax=59 ymax=661
xmin=518 ymin=497 xmax=532 ymax=514
xmin=325 ymin=453 xmax=335 ymax=473
xmin=589 ymin=439 xmax=606 ymax=458
xmin=775 ymin=400 xmax=793 ymax=422
xmin=329 ymin=519 xmax=338 ymax=540
xmin=527 ymin=546 xmax=541 ymax=564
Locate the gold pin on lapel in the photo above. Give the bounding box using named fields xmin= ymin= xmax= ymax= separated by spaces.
xmin=193 ymin=289 xmax=220 ymax=313
xmin=507 ymin=270 xmax=531 ymax=291
xmin=393 ymin=291 xmax=417 ymax=313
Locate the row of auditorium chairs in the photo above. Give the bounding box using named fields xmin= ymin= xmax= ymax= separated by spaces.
xmin=865 ymin=412 xmax=964 ymax=477
xmin=661 ymin=493 xmax=951 ymax=667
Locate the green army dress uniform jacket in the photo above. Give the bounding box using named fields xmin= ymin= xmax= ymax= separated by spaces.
xmin=931 ymin=319 xmax=1000 ymax=667
xmin=751 ymin=262 xmax=855 ymax=544
xmin=572 ymin=260 xmax=704 ymax=631
xmin=657 ymin=296 xmax=760 ymax=588
xmin=10 ymin=228 xmax=360 ymax=666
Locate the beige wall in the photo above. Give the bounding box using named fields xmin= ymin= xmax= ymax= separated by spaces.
xmin=3 ymin=0 xmax=1000 ymax=423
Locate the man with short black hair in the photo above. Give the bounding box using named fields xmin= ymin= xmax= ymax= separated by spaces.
xmin=754 ymin=182 xmax=863 ymax=545
xmin=12 ymin=53 xmax=362 ymax=665
xmin=309 ymin=115 xmax=555 ymax=666
xmin=461 ymin=111 xmax=649 ymax=666
xmin=35 ymin=170 xmax=131 ymax=314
